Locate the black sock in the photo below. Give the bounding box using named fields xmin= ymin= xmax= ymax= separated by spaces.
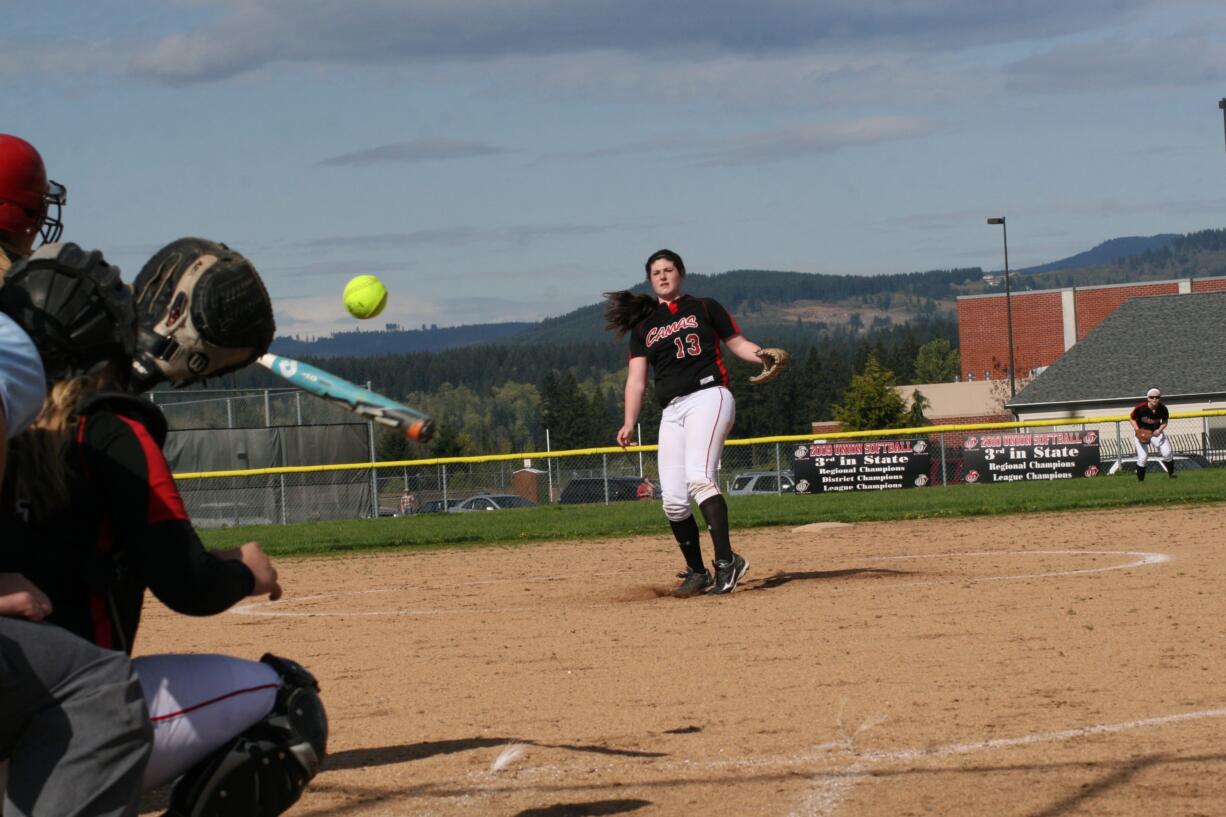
xmin=668 ymin=516 xmax=706 ymax=573
xmin=698 ymin=495 xmax=733 ymax=563
xmin=1165 ymin=459 xmax=1175 ymax=476
xmin=1137 ymin=465 xmax=1146 ymax=482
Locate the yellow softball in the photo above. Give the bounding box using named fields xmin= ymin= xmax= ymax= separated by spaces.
xmin=343 ymin=274 xmax=388 ymax=320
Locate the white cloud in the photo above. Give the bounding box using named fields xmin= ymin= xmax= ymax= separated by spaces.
xmin=298 ymin=223 xmax=612 ymax=251
xmin=317 ymin=138 xmax=512 ymax=166
xmin=1005 ymin=30 xmax=1226 ymax=92
xmin=875 ymin=194 xmax=1226 ymax=233
xmin=117 ymin=0 xmax=1157 ymax=84
xmin=695 ymin=117 xmax=934 ymax=166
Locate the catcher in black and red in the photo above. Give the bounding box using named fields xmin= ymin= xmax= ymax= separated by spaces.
xmin=1129 ymin=388 xmax=1174 ymax=481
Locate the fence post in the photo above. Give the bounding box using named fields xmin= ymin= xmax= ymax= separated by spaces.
xmin=264 ymin=389 xmax=271 ymax=427
xmin=603 ymin=453 xmax=609 ymax=503
xmin=295 ymin=392 xmax=303 ymax=425
xmin=637 ymin=423 xmax=644 ymax=478
xmin=545 ymin=429 xmax=554 ymax=505
xmin=368 ymin=422 xmax=378 ymax=519
xmin=939 ymin=432 xmax=947 ymax=486
xmin=1204 ymin=414 xmax=1210 ymax=459
xmin=279 ymin=474 xmax=287 ymax=525
xmin=226 ymin=398 xmax=233 ymax=429
xmin=775 ymin=442 xmax=782 ymax=494
xmin=441 ymin=464 xmax=448 ymax=507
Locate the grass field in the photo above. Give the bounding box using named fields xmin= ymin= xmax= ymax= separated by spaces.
xmin=199 ymin=466 xmax=1226 ymax=556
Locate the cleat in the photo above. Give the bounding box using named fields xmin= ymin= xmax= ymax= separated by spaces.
xmin=710 ymin=553 xmax=748 ymax=595
xmin=672 ymin=569 xmax=713 ymax=598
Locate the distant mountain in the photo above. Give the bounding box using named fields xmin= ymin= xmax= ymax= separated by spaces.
xmin=268 ymin=227 xmax=1226 ymax=358
xmin=500 ymin=267 xmax=978 ymax=345
xmin=272 ymin=266 xmax=978 ymax=354
xmin=1013 ymin=234 xmax=1180 ymax=276
xmin=1016 ymin=228 xmax=1226 ymax=291
xmin=270 ymin=321 xmax=530 ymax=358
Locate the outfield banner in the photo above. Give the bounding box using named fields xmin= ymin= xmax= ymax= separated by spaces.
xmin=961 ymin=430 xmax=1101 ymax=484
xmin=792 ymin=439 xmax=932 ymax=493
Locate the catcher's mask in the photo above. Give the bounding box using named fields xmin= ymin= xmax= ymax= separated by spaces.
xmin=130 ymin=237 xmax=275 ymax=393
xmin=0 ymin=134 xmax=65 ymax=256
xmin=0 ymin=242 xmax=135 ymax=385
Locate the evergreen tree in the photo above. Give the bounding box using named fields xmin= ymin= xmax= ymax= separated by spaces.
xmin=913 ymin=338 xmax=961 ymax=383
xmin=542 ymin=372 xmax=591 ymax=449
xmin=906 ymin=389 xmax=930 ymax=427
xmin=429 ymin=424 xmax=467 ymax=457
xmin=375 ymin=426 xmax=409 ymax=461
xmin=832 ymin=355 xmax=909 ymax=431
xmin=799 ymin=346 xmax=831 ymax=425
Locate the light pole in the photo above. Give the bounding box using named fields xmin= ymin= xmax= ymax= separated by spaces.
xmin=986 ymin=217 xmax=1016 ymax=398
xmin=1220 ymin=98 xmax=1226 ymax=155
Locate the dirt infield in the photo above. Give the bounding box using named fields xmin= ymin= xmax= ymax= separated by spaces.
xmin=137 ymin=504 xmax=1226 ymax=816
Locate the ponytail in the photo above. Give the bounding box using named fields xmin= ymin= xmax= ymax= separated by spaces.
xmin=603 ymin=290 xmax=657 ymax=339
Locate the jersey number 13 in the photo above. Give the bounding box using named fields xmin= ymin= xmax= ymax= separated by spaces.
xmin=673 ymin=334 xmax=702 ymax=358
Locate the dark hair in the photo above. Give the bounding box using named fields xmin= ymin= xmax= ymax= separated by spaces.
xmin=644 ymin=248 xmax=685 ymax=279
xmin=603 ymin=290 xmax=657 ymax=339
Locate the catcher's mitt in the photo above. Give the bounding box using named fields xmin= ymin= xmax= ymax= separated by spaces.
xmin=749 ymin=347 xmax=790 ymax=385
xmin=1135 ymin=428 xmax=1153 ymax=445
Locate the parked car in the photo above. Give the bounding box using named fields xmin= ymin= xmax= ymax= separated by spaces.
xmin=450 ymin=494 xmax=537 ymax=512
xmin=559 ymin=476 xmax=658 ymax=504
xmin=1104 ymin=454 xmax=1210 ymax=476
xmin=727 ymin=471 xmax=795 ymax=495
xmin=418 ymin=498 xmax=462 ymax=514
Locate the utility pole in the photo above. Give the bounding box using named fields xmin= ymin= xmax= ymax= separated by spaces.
xmin=1219 ymin=98 xmax=1226 ymax=155
xmin=986 ymin=217 xmax=1016 ymax=399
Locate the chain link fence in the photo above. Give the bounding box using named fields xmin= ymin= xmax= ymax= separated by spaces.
xmin=151 ymin=387 xmax=363 ymax=431
xmin=174 ymin=411 xmax=1226 ymax=527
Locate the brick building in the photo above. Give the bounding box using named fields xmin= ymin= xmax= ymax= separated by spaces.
xmin=957 ymin=275 xmax=1226 ymax=384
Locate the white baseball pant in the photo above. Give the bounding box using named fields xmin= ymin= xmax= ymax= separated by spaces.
xmin=658 ymin=386 xmax=735 ymax=521
xmin=1133 ymin=431 xmax=1172 ymax=466
xmin=134 ymin=653 xmax=279 ymax=788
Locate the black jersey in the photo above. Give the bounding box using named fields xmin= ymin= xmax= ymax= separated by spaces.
xmin=1130 ymin=401 xmax=1169 ymax=431
xmin=628 ymin=295 xmax=741 ymax=407
xmin=0 ymin=394 xmax=254 ymax=653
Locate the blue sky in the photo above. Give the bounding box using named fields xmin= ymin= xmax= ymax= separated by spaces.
xmin=6 ymin=1 xmax=1226 ymax=337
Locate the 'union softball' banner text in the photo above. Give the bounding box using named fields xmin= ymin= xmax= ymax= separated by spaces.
xmin=961 ymin=430 xmax=1101 ymax=484
xmin=792 ymin=439 xmax=932 ymax=493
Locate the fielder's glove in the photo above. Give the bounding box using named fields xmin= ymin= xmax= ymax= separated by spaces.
xmin=749 ymin=347 xmax=791 ymax=385
xmin=1135 ymin=428 xmax=1153 ymax=445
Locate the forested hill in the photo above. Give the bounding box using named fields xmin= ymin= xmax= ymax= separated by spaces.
xmin=1015 ymin=234 xmax=1179 ymax=276
xmin=1015 ymin=228 xmax=1226 ymax=291
xmin=509 ymin=266 xmax=980 ymax=344
xmin=229 ymin=315 xmax=960 ymax=450
xmin=274 ymin=265 xmax=976 ymax=352
xmin=246 ymin=320 xmax=957 ymax=397
xmin=271 ymin=321 xmax=530 ymax=358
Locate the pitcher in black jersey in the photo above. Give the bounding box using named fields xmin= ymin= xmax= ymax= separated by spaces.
xmin=604 ymin=249 xmax=778 ymax=596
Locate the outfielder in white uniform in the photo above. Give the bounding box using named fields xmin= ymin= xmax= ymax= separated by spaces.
xmin=1130 ymin=387 xmax=1174 ymax=481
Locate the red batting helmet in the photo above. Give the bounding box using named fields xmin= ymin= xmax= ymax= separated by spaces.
xmin=0 ymin=135 xmax=66 ymax=256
